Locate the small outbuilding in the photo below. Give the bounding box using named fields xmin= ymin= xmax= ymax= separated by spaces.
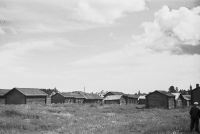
xmin=138 ymin=95 xmax=146 ymax=105
xmin=78 ymin=92 xmax=103 ymax=103
xmin=146 ymin=90 xmax=175 ymax=109
xmin=4 ymin=88 xmax=47 ymax=105
xmin=104 ymin=95 xmax=126 ymax=105
xmin=191 ymin=84 xmax=200 ymax=105
xmin=182 ymin=95 xmax=191 ymax=106
xmin=123 ymin=94 xmax=137 ymax=104
xmin=171 ymin=93 xmax=183 ymax=107
xmin=51 ymin=92 xmax=77 ymax=104
xmin=103 ymin=91 xmax=124 ymax=98
xmin=0 ymin=89 xmax=10 ymax=104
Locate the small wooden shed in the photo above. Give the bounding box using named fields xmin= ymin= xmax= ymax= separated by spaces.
xmin=146 ymin=90 xmax=175 ymax=109
xmin=123 ymin=94 xmax=137 ymax=104
xmin=138 ymin=95 xmax=146 ymax=105
xmin=104 ymin=95 xmax=126 ymax=105
xmin=103 ymin=91 xmax=124 ymax=98
xmin=4 ymin=88 xmax=47 ymax=105
xmin=51 ymin=92 xmax=76 ymax=104
xmin=171 ymin=93 xmax=183 ymax=107
xmin=182 ymin=95 xmax=191 ymax=106
xmin=78 ymin=92 xmax=103 ymax=103
xmin=0 ymin=89 xmax=10 ymax=104
xmin=191 ymin=84 xmax=200 ymax=105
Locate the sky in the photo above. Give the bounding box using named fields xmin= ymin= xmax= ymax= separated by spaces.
xmin=0 ymin=0 xmax=200 ymax=94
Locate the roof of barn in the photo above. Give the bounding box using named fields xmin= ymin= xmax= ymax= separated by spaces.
xmin=171 ymin=93 xmax=182 ymax=100
xmin=182 ymin=95 xmax=191 ymax=100
xmin=104 ymin=95 xmax=123 ymax=101
xmin=147 ymin=90 xmax=175 ymax=97
xmin=105 ymin=91 xmax=124 ymax=95
xmin=6 ymin=88 xmax=48 ymax=96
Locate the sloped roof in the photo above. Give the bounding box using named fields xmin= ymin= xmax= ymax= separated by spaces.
xmin=138 ymin=95 xmax=146 ymax=100
xmin=59 ymin=92 xmax=75 ymax=98
xmin=171 ymin=93 xmax=181 ymax=100
xmin=105 ymin=91 xmax=124 ymax=95
xmin=71 ymin=91 xmax=102 ymax=99
xmin=79 ymin=92 xmax=103 ymax=100
xmin=146 ymin=90 xmax=175 ymax=97
xmin=123 ymin=94 xmax=138 ymax=98
xmin=156 ymin=90 xmax=175 ymax=97
xmin=182 ymin=95 xmax=191 ymax=100
xmin=0 ymin=89 xmax=10 ymax=96
xmin=59 ymin=92 xmax=85 ymax=99
xmin=104 ymin=95 xmax=123 ymax=101
xmin=9 ymin=88 xmax=48 ymax=96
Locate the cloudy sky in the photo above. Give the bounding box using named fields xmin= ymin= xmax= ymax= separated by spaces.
xmin=0 ymin=0 xmax=200 ymax=94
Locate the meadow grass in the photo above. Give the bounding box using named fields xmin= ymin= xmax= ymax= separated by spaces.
xmin=0 ymin=104 xmax=196 ymax=134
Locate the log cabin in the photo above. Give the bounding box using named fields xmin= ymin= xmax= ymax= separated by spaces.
xmin=191 ymin=84 xmax=200 ymax=105
xmin=146 ymin=90 xmax=175 ymax=109
xmin=171 ymin=93 xmax=183 ymax=107
xmin=4 ymin=88 xmax=47 ymax=105
xmin=104 ymin=95 xmax=126 ymax=105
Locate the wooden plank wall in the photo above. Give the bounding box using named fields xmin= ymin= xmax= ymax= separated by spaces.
xmin=26 ymin=97 xmax=46 ymax=105
xmin=146 ymin=92 xmax=167 ymax=108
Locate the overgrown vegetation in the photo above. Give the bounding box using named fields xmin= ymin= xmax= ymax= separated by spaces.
xmin=0 ymin=104 xmax=196 ymax=134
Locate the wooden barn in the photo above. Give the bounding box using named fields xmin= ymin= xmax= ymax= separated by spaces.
xmin=103 ymin=91 xmax=124 ymax=98
xmin=138 ymin=95 xmax=146 ymax=105
xmin=51 ymin=92 xmax=77 ymax=104
xmin=123 ymin=94 xmax=137 ymax=104
xmin=182 ymin=95 xmax=191 ymax=106
xmin=191 ymin=84 xmax=200 ymax=105
xmin=0 ymin=89 xmax=10 ymax=104
xmin=146 ymin=90 xmax=175 ymax=109
xmin=171 ymin=93 xmax=183 ymax=107
xmin=78 ymin=92 xmax=103 ymax=103
xmin=4 ymin=88 xmax=47 ymax=105
xmin=104 ymin=95 xmax=126 ymax=105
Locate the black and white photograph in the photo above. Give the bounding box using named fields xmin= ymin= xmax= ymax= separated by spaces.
xmin=0 ymin=0 xmax=200 ymax=133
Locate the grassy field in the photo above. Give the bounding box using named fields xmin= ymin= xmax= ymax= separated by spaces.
xmin=0 ymin=104 xmax=197 ymax=134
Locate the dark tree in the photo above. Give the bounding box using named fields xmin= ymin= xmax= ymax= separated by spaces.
xmin=168 ymin=86 xmax=176 ymax=93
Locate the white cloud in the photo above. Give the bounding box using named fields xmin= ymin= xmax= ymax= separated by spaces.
xmin=70 ymin=0 xmax=148 ymax=24
xmin=132 ymin=5 xmax=200 ymax=53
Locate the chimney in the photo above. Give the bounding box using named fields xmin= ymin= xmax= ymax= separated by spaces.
xmin=196 ymin=84 xmax=199 ymax=88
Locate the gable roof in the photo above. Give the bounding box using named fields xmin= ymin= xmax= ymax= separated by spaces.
xmin=182 ymin=95 xmax=191 ymax=101
xmin=146 ymin=90 xmax=175 ymax=97
xmin=171 ymin=93 xmax=182 ymax=100
xmin=6 ymin=88 xmax=48 ymax=96
xmin=59 ymin=92 xmax=75 ymax=98
xmin=79 ymin=92 xmax=103 ymax=100
xmin=104 ymin=95 xmax=123 ymax=101
xmin=123 ymin=94 xmax=138 ymax=99
xmin=0 ymin=89 xmax=10 ymax=96
xmin=138 ymin=95 xmax=146 ymax=100
xmin=104 ymin=91 xmax=124 ymax=96
xmin=71 ymin=91 xmax=103 ymax=100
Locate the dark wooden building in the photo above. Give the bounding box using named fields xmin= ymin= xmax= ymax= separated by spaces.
xmin=78 ymin=92 xmax=103 ymax=103
xmin=104 ymin=95 xmax=126 ymax=105
xmin=103 ymin=91 xmax=124 ymax=98
xmin=146 ymin=90 xmax=175 ymax=109
xmin=51 ymin=92 xmax=77 ymax=104
xmin=171 ymin=93 xmax=183 ymax=107
xmin=191 ymin=84 xmax=200 ymax=105
xmin=4 ymin=88 xmax=47 ymax=105
xmin=123 ymin=94 xmax=137 ymax=104
xmin=182 ymin=95 xmax=191 ymax=106
xmin=138 ymin=95 xmax=146 ymax=105
xmin=0 ymin=89 xmax=10 ymax=104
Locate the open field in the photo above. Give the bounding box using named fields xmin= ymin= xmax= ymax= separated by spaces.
xmin=0 ymin=104 xmax=196 ymax=134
